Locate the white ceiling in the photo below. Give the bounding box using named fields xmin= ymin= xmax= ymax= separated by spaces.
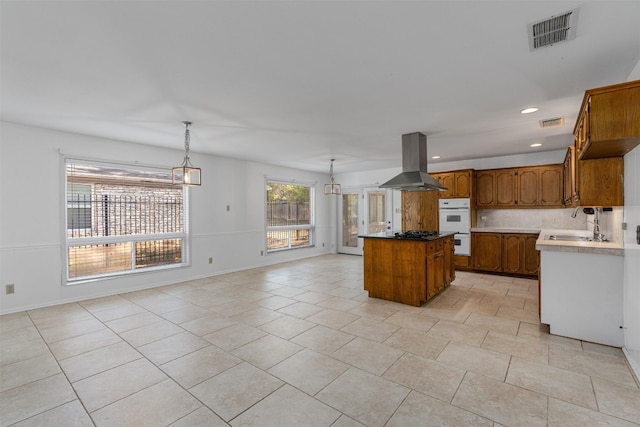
xmin=1 ymin=1 xmax=639 ymax=173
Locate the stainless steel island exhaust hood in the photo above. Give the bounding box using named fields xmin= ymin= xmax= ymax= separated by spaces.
xmin=379 ymin=132 xmax=447 ymax=191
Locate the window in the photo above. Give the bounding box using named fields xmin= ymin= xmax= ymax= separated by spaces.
xmin=266 ymin=181 xmax=314 ymax=252
xmin=65 ymin=160 xmax=187 ymax=283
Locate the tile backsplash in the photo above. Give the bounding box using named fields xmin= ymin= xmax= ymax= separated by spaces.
xmin=476 ymin=207 xmax=623 ymax=243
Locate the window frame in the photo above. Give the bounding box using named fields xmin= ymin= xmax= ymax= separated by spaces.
xmin=62 ymin=157 xmax=190 ymax=285
xmin=265 ymin=178 xmax=316 ymax=253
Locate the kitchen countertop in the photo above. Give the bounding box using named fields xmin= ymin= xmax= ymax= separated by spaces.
xmin=360 ymin=231 xmax=456 ymax=241
xmin=535 ymin=228 xmax=624 ymax=256
xmin=470 ymin=227 xmax=541 ymax=234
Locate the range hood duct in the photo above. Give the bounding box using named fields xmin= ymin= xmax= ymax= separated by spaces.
xmin=379 ymin=132 xmax=447 ymax=191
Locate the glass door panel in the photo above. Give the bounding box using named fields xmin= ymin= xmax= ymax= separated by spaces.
xmin=364 ymin=188 xmax=392 ymax=235
xmin=338 ymin=190 xmax=362 ymax=255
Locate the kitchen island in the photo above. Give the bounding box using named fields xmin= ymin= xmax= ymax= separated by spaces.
xmin=536 ymin=229 xmax=624 ymax=346
xmin=361 ymin=232 xmax=456 ymax=306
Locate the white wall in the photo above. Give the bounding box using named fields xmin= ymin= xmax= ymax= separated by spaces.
xmin=0 ymin=122 xmax=336 ymax=314
xmin=623 ymin=145 xmax=640 ymax=379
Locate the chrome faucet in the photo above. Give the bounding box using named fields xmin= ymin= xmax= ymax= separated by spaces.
xmin=590 ymin=208 xmax=605 ymax=242
xmin=570 ymin=206 xmax=580 ymax=218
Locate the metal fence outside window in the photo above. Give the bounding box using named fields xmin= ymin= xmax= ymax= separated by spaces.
xmin=265 ymin=190 xmax=314 ymax=251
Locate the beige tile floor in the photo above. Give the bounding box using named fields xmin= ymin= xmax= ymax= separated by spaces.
xmin=1 ymin=254 xmax=639 ymax=427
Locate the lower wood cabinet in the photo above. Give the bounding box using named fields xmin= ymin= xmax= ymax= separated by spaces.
xmin=502 ymin=234 xmax=539 ymax=276
xmin=472 ymin=232 xmax=539 ymax=277
xmin=472 ymin=232 xmax=502 ymax=272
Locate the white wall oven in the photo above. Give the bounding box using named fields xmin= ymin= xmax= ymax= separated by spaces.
xmin=439 ymin=198 xmax=471 ymax=256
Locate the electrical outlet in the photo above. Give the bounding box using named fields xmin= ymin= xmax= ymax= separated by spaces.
xmin=6 ymin=284 xmax=15 ymax=295
xmin=208 ymin=257 xmax=213 ymax=264
xmin=552 ymin=217 xmax=559 ymax=224
xmin=226 ymin=205 xmax=230 ymax=212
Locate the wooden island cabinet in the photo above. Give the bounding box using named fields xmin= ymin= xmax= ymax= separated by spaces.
xmin=363 ymin=234 xmax=455 ymax=306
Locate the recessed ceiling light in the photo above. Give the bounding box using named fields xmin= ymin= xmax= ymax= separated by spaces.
xmin=521 ymin=107 xmax=539 ymax=114
xmin=432 ymin=155 xmax=441 ymax=159
xmin=531 ymin=143 xmax=542 ymax=147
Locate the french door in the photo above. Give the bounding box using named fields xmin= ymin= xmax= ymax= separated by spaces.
xmin=338 ymin=187 xmax=394 ymax=255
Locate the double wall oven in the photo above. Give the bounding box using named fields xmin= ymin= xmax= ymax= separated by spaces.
xmin=439 ymin=198 xmax=471 ymax=256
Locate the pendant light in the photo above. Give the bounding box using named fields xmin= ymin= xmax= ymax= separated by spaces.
xmin=172 ymin=121 xmax=201 ymax=186
xmin=324 ymin=158 xmax=341 ymax=195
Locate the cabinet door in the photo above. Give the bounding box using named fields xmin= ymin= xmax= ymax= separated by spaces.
xmin=579 ymin=158 xmax=624 ymax=206
xmin=517 ymin=168 xmax=539 ymax=207
xmin=472 ymin=233 xmax=501 ymax=272
xmin=590 ymin=86 xmax=640 ymax=143
xmin=523 ymin=234 xmax=539 ymax=275
xmin=439 ymin=174 xmax=454 ymax=199
xmin=501 ymin=234 xmax=523 ymax=274
xmin=453 ymin=171 xmax=472 ymax=198
xmin=443 ymin=236 xmax=455 ymax=286
xmin=575 ymin=101 xmax=590 ymax=159
xmin=496 ymin=169 xmax=517 ymax=206
xmin=427 ymin=251 xmax=444 ymax=300
xmin=475 ymin=171 xmax=496 ymax=207
xmin=539 ymin=165 xmax=563 ymax=207
xmin=563 ymin=147 xmax=576 ymax=206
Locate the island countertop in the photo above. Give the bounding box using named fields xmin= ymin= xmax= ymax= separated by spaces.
xmin=360 ymin=231 xmax=456 ymax=241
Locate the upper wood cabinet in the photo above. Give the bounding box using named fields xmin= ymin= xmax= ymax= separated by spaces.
xmin=538 ymin=165 xmax=563 ymax=206
xmin=578 ymin=157 xmax=624 ymax=206
xmin=402 ymin=191 xmax=439 ymax=231
xmin=475 ymin=165 xmax=563 ymax=208
xmin=475 ymin=170 xmax=496 ymax=207
xmin=496 ymin=169 xmax=517 ymax=206
xmin=432 ymin=169 xmax=473 ymax=199
xmin=575 ymin=80 xmax=640 ymax=159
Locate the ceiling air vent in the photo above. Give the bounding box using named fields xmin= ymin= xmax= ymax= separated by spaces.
xmin=528 ymin=8 xmax=579 ymax=51
xmin=539 ymin=117 xmax=565 ymax=128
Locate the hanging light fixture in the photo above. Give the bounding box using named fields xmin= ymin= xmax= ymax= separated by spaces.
xmin=324 ymin=158 xmax=341 ymax=195
xmin=172 ymin=121 xmax=201 ymax=186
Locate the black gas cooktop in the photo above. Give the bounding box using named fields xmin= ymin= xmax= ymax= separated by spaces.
xmin=394 ymin=230 xmax=439 ymax=240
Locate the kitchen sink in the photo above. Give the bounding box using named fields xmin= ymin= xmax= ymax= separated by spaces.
xmin=546 ymin=235 xmax=593 ymax=242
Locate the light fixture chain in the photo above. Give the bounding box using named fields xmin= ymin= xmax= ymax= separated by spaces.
xmin=183 ymin=121 xmax=191 ymax=156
